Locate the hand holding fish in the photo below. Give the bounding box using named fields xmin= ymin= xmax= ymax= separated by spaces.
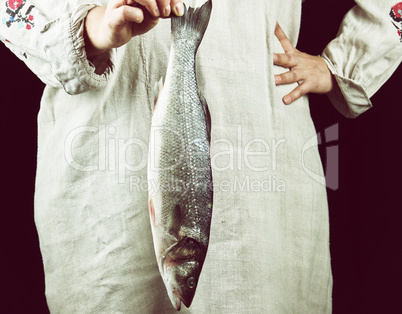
xmin=85 ymin=0 xmax=184 ymax=56
xmin=273 ymin=23 xmax=335 ymax=105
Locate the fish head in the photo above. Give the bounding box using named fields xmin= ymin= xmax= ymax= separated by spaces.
xmin=164 ymin=259 xmax=201 ymax=310
xmin=161 ymin=237 xmax=207 ymax=310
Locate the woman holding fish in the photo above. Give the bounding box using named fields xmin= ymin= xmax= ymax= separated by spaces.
xmin=1 ymin=0 xmax=400 ymax=312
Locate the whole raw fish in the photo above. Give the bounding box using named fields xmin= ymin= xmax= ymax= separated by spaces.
xmin=147 ymin=0 xmax=213 ymax=311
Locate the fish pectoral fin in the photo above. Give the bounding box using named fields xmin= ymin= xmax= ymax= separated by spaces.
xmin=199 ymin=92 xmax=212 ymax=142
xmin=153 ymin=78 xmax=164 ymax=113
xmin=167 ymin=204 xmax=183 ymax=238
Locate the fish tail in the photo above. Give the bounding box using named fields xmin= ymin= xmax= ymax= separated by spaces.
xmin=171 ymin=0 xmax=212 ymax=47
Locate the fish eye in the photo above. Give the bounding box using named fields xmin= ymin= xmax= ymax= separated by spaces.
xmin=187 ymin=277 xmax=196 ymax=289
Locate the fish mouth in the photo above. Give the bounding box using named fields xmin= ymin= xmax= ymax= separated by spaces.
xmin=159 ymin=238 xmax=203 ymax=309
xmin=170 ymin=287 xmax=193 ymax=310
xmin=163 ymin=268 xmax=184 ymax=311
xmin=159 ymin=245 xmax=184 ymax=310
xmin=170 ymin=293 xmax=182 ymax=311
xmin=160 ymin=249 xmax=197 ymax=310
xmin=175 ymin=291 xmax=193 ymax=309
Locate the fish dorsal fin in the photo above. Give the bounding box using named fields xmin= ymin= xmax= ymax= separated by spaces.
xmin=199 ymin=92 xmax=211 ymax=143
xmin=153 ymin=78 xmax=164 ymax=113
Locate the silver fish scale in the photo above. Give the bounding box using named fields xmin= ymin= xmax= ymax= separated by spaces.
xmin=157 ymin=39 xmax=212 ymax=246
xmin=148 ymin=2 xmax=213 ymax=309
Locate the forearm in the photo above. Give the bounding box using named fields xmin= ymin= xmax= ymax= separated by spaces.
xmin=0 ymin=2 xmax=114 ymax=94
xmin=321 ymin=0 xmax=402 ymax=118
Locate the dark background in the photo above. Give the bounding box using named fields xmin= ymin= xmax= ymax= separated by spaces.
xmin=1 ymin=0 xmax=401 ymax=313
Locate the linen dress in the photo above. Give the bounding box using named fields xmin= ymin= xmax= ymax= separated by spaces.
xmin=1 ymin=0 xmax=401 ymax=312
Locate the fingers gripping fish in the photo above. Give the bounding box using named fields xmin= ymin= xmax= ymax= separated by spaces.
xmin=147 ymin=1 xmax=213 ymax=310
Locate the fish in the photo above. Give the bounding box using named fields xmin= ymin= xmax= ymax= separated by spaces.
xmin=147 ymin=0 xmax=213 ymax=311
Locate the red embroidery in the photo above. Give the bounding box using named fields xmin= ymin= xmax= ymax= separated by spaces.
xmin=390 ymin=2 xmax=402 ymax=41
xmin=8 ymin=0 xmax=24 ymax=11
xmin=391 ymin=3 xmax=402 ymax=20
xmin=2 ymin=0 xmax=35 ymax=30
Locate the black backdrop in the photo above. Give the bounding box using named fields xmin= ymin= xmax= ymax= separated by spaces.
xmin=1 ymin=1 xmax=401 ymax=313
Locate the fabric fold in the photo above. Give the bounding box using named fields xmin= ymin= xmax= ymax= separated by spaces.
xmin=321 ymin=1 xmax=402 ymax=118
xmin=41 ymin=3 xmax=114 ymax=95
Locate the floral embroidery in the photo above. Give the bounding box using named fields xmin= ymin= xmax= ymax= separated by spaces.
xmin=2 ymin=0 xmax=35 ymax=30
xmin=390 ymin=2 xmax=402 ymax=41
xmin=8 ymin=0 xmax=23 ymax=10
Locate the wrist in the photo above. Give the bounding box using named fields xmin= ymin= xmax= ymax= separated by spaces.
xmin=84 ymin=6 xmax=109 ymax=57
xmin=318 ymin=56 xmax=335 ymax=94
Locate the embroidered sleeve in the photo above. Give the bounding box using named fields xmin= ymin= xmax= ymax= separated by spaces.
xmin=321 ymin=1 xmax=402 ymax=118
xmin=0 ymin=1 xmax=114 ymax=95
xmin=3 ymin=0 xmax=35 ymax=29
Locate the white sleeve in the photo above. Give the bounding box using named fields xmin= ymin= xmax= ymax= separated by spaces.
xmin=0 ymin=1 xmax=114 ymax=95
xmin=321 ymin=1 xmax=402 ymax=118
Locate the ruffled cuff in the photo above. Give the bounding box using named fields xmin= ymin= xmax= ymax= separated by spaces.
xmin=41 ymin=4 xmax=114 ymax=95
xmin=321 ymin=56 xmax=372 ymax=119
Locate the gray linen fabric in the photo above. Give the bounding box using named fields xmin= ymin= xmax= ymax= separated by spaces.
xmin=1 ymin=0 xmax=401 ymax=313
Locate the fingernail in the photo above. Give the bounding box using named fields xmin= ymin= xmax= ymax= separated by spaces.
xmin=283 ymin=96 xmax=291 ymax=105
xmin=154 ymin=7 xmax=160 ymax=17
xmin=274 ymin=75 xmax=281 ymax=84
xmin=174 ymin=2 xmax=184 ymax=16
xmin=273 ymin=54 xmax=278 ymax=62
xmin=163 ymin=5 xmax=171 ymax=17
